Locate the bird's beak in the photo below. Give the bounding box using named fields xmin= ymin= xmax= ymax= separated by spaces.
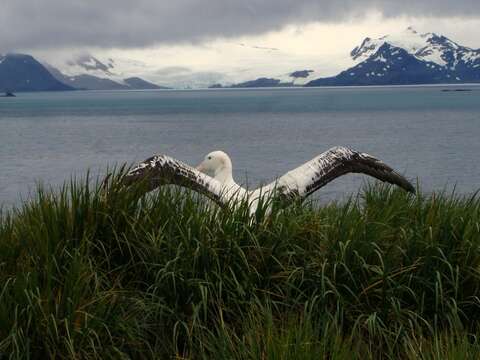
xmin=196 ymin=161 xmax=206 ymax=173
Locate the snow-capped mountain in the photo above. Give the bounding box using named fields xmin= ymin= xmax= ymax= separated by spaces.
xmin=49 ymin=54 xmax=143 ymax=82
xmin=41 ymin=54 xmax=169 ymax=90
xmin=351 ymin=27 xmax=480 ymax=69
xmin=5 ymin=27 xmax=479 ymax=90
xmin=307 ymin=27 xmax=480 ymax=86
xmin=308 ymin=43 xmax=452 ymax=86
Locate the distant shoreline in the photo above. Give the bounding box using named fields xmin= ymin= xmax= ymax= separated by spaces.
xmin=6 ymin=83 xmax=480 ymax=94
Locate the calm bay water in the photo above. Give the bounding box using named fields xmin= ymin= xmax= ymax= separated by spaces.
xmin=1 ymin=86 xmax=480 ymax=206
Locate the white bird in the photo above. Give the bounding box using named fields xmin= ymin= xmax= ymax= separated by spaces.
xmin=123 ymin=147 xmax=415 ymax=213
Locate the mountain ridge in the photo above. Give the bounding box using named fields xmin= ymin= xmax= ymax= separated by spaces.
xmin=224 ymin=27 xmax=480 ymax=88
xmin=0 ymin=53 xmax=168 ymax=91
xmin=306 ymin=27 xmax=480 ymax=86
xmin=2 ymin=28 xmax=479 ymax=90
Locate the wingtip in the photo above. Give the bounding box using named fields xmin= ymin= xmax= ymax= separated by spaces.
xmin=355 ymin=151 xmax=416 ymax=194
xmin=397 ymin=176 xmax=416 ymax=194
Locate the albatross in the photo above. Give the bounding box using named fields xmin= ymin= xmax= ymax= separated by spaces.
xmin=123 ymin=146 xmax=415 ymax=213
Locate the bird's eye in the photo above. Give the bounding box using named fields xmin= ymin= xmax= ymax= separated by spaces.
xmin=208 ymin=156 xmax=212 ymax=160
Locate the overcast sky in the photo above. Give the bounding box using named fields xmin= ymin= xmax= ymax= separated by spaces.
xmin=2 ymin=1 xmax=480 ymax=86
xmin=2 ymin=0 xmax=480 ymax=50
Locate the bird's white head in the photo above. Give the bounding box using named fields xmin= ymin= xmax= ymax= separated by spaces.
xmin=196 ymin=150 xmax=234 ymax=184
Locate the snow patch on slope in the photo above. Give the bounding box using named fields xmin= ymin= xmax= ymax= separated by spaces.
xmin=44 ymin=53 xmax=151 ymax=86
xmin=274 ymin=69 xmax=324 ymax=85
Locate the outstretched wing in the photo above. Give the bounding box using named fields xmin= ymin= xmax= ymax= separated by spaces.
xmin=123 ymin=154 xmax=226 ymax=205
xmin=267 ymin=146 xmax=415 ymax=202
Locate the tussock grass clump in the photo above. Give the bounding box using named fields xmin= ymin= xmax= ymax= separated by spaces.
xmin=1 ymin=171 xmax=480 ymax=359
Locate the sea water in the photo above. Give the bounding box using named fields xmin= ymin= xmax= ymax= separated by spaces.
xmin=1 ymin=86 xmax=480 ymax=206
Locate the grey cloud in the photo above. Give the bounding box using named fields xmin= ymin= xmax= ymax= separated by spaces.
xmin=2 ymin=0 xmax=480 ymax=51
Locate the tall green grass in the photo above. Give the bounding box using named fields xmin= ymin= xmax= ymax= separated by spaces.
xmin=1 ymin=171 xmax=480 ymax=359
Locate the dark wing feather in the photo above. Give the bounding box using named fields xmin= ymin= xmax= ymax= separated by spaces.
xmin=123 ymin=154 xmax=225 ymax=205
xmin=270 ymin=146 xmax=414 ymax=202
